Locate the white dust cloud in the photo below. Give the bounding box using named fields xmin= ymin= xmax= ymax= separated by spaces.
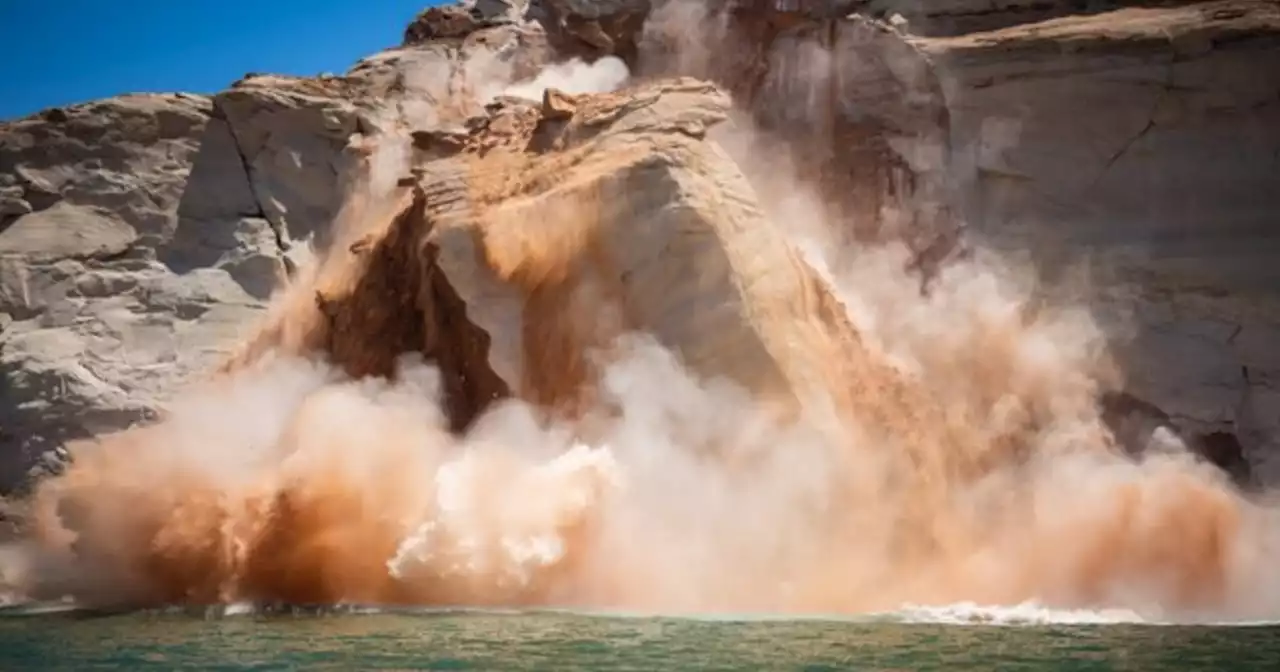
xmin=501 ymin=56 xmax=631 ymax=101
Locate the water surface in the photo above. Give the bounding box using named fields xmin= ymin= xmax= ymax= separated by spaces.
xmin=1 ymin=606 xmax=1276 ymax=670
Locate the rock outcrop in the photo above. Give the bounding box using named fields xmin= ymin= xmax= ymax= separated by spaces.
xmin=530 ymin=0 xmax=959 ymax=260
xmin=914 ymin=0 xmax=1280 ymax=481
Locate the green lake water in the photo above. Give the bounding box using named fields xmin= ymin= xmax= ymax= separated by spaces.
xmin=0 ymin=606 xmax=1276 ymax=670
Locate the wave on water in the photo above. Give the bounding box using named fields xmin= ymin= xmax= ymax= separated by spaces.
xmin=887 ymin=602 xmax=1148 ymax=626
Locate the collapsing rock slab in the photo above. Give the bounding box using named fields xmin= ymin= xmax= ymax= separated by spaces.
xmin=424 ymin=79 xmax=870 ymax=423
xmin=230 ymin=78 xmax=868 ymax=432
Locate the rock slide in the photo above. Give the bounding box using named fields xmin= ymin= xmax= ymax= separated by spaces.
xmin=0 ymin=0 xmax=1278 ymax=615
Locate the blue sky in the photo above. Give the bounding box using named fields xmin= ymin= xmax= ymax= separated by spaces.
xmin=0 ymin=0 xmax=445 ymax=120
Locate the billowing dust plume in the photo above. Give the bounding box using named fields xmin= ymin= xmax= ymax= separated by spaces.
xmin=501 ymin=56 xmax=631 ymax=101
xmin=4 ymin=1 xmax=1280 ymax=622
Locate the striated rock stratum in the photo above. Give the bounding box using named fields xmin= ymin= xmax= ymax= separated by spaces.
xmin=1 ymin=0 xmax=1278 ymax=493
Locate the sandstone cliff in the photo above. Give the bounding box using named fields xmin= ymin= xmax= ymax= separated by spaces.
xmin=2 ymin=0 xmax=1279 ymax=616
xmin=1 ymin=0 xmax=1278 ymax=492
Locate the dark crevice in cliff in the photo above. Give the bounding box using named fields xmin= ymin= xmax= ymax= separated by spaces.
xmin=1100 ymin=390 xmax=1254 ymax=487
xmin=1102 ymin=117 xmax=1157 ymax=171
xmin=315 ymin=187 xmax=511 ymax=433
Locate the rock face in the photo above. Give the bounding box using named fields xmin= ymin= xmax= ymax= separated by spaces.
xmin=0 ymin=95 xmax=272 ymax=490
xmin=642 ymin=3 xmax=957 ymax=255
xmin=914 ymin=0 xmax=1280 ymax=481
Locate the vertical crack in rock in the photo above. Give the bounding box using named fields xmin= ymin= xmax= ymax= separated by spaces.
xmin=1092 ymin=61 xmax=1177 ymax=187
xmin=210 ymin=98 xmax=288 ymax=261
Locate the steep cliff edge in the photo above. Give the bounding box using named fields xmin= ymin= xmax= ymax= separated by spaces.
xmin=0 ymin=0 xmax=953 ymax=489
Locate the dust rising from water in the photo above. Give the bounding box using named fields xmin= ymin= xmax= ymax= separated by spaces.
xmin=5 ymin=1 xmax=1280 ymax=623
xmin=3 ymin=292 xmax=1280 ymax=620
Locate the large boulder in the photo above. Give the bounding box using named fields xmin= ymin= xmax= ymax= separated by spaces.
xmin=439 ymin=1 xmax=960 ymax=263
